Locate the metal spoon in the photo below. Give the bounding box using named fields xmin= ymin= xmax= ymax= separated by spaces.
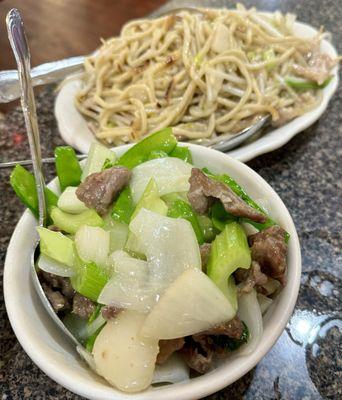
xmin=6 ymin=8 xmax=85 ymax=350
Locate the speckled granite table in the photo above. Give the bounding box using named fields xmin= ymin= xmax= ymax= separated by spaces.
xmin=0 ymin=0 xmax=341 ymax=399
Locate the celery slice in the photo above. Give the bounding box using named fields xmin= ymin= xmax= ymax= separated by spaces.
xmin=206 ymin=222 xmax=251 ymax=308
xmin=131 ymin=178 xmax=167 ymax=221
xmin=57 ymin=186 xmax=88 ymax=214
xmin=71 ymin=252 xmax=110 ymax=301
xmin=50 ymin=207 xmax=104 ymax=234
xmin=81 ymin=143 xmax=116 ymax=181
xmin=37 ymin=227 xmax=74 ymax=267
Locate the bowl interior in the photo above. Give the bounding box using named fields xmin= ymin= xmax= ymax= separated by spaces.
xmin=4 ymin=144 xmax=301 ymax=400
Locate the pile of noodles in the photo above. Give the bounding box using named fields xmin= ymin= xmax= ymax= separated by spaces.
xmin=74 ymin=4 xmax=335 ymax=145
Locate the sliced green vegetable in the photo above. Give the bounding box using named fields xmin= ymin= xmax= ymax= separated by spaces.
xmin=10 ymin=164 xmax=58 ymax=218
xmin=131 ymin=178 xmax=168 ymax=221
xmin=71 ymin=252 xmax=110 ymax=301
xmin=50 ymin=206 xmax=104 ymax=235
xmin=102 ymin=158 xmax=116 ymax=170
xmin=37 ymin=227 xmax=74 ymax=267
xmin=147 ymin=150 xmax=168 ymax=160
xmin=210 ymin=202 xmax=238 ymax=232
xmin=81 ymin=143 xmax=116 ymax=181
xmin=54 ymin=146 xmax=82 ymax=191
xmin=207 ymin=222 xmax=251 ymax=309
xmin=88 ymin=304 xmax=102 ymax=324
xmin=161 ymin=192 xmax=188 ymax=206
xmin=170 ymin=146 xmax=193 ymax=163
xmin=86 ymin=326 xmax=104 ymax=352
xmin=57 ymin=186 xmax=88 ymax=214
xmin=197 ymin=215 xmax=216 ymax=242
xmin=285 ymin=76 xmax=332 ymax=91
xmin=203 ymin=168 xmax=279 ymax=231
xmin=167 ymin=199 xmax=204 ymax=244
xmin=116 ymin=128 xmax=177 ymax=169
xmin=211 ymin=322 xmax=249 ymax=351
xmin=111 ymin=186 xmax=135 ymax=225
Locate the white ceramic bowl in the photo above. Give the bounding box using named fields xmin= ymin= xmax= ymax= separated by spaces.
xmin=4 ymin=144 xmax=301 ymax=399
xmin=54 ymin=18 xmax=339 ymax=162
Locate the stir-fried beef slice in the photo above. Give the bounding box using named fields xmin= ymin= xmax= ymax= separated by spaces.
xmin=72 ymin=293 xmax=95 ymax=319
xmin=187 ymin=168 xmax=266 ymax=223
xmin=41 ymin=283 xmax=69 ymax=312
xmin=235 ymin=261 xmax=268 ymax=294
xmin=156 ymin=338 xmax=185 ymax=364
xmin=101 ymin=305 xmax=121 ymax=321
xmin=293 ymin=48 xmax=337 ymax=85
xmin=199 ymin=243 xmax=211 ymax=271
xmin=39 ymin=271 xmax=75 ymax=312
xmin=76 ymin=166 xmax=131 ymax=215
xmin=180 ymin=340 xmax=214 ymax=374
xmin=248 ymin=225 xmax=287 ymax=284
xmin=198 ymin=316 xmax=244 ymax=340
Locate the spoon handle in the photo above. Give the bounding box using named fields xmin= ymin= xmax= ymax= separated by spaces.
xmin=7 ymin=8 xmax=47 ymax=227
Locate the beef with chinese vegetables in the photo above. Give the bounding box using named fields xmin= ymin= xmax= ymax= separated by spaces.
xmin=10 ymin=128 xmax=289 ymax=393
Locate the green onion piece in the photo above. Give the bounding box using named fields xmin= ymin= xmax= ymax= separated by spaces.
xmin=10 ymin=164 xmax=58 ymax=219
xmin=167 ymin=199 xmax=204 ymax=244
xmin=111 ymin=186 xmax=135 ymax=224
xmin=147 ymin=150 xmax=168 ymax=160
xmin=285 ymin=76 xmax=332 ymax=91
xmin=55 ymin=146 xmax=82 ymax=192
xmin=71 ymin=253 xmax=110 ymax=302
xmin=116 ymin=127 xmax=177 ymax=169
xmin=170 ymin=146 xmax=193 ymax=163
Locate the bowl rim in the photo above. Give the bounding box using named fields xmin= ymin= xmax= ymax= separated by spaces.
xmin=4 ymin=144 xmax=301 ymax=399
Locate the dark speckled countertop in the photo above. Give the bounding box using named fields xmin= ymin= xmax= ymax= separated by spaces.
xmin=0 ymin=0 xmax=341 ymax=399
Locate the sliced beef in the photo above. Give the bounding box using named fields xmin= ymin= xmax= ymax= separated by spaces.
xmin=101 ymin=305 xmax=121 ymax=321
xmin=293 ymin=51 xmax=336 ymax=85
xmin=72 ymin=293 xmax=95 ymax=319
xmin=41 ymin=283 xmax=69 ymax=312
xmin=235 ymin=261 xmax=268 ymax=294
xmin=76 ymin=166 xmax=131 ymax=215
xmin=180 ymin=340 xmax=214 ymax=374
xmin=157 ymin=338 xmax=185 ymax=364
xmin=248 ymin=225 xmax=287 ymax=284
xmin=181 ymin=316 xmax=246 ymax=373
xmin=199 ymin=243 xmax=211 ymax=271
xmin=196 ymin=316 xmax=244 ymax=340
xmin=187 ymin=168 xmax=266 ymax=223
xmin=39 ymin=272 xmax=75 ymax=313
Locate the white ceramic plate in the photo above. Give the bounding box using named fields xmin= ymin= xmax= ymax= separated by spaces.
xmin=4 ymin=144 xmax=301 ymax=399
xmin=54 ymin=18 xmax=339 ymax=162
